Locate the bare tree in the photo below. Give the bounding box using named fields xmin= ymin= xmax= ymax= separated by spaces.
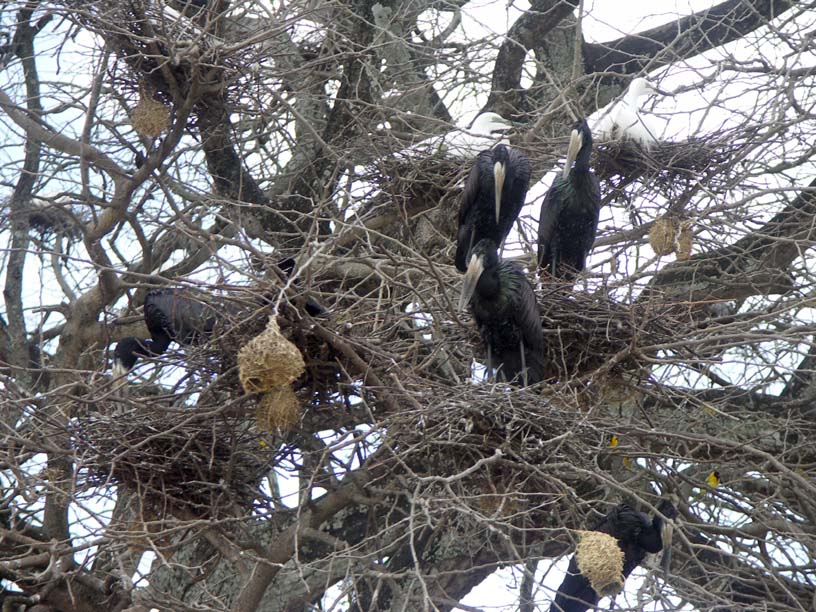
xmin=1 ymin=1 xmax=814 ymax=611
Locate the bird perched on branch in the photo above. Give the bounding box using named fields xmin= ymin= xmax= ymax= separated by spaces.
xmin=112 ymin=261 xmax=327 ymax=378
xmin=459 ymin=238 xmax=544 ymax=385
xmin=455 ymin=143 xmax=531 ymax=272
xmin=549 ymin=500 xmax=677 ymax=612
xmin=538 ymin=119 xmax=601 ymax=280
xmin=112 ymin=289 xmax=220 ymax=377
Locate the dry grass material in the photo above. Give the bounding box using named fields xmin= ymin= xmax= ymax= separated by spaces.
xmin=238 ymin=317 xmax=305 ymax=394
xmin=131 ymin=87 xmax=171 ymax=138
xmin=74 ymin=408 xmax=276 ymax=517
xmin=256 ymin=385 xmax=301 ymax=432
xmin=649 ymin=217 xmax=678 ymax=256
xmin=575 ymin=530 xmax=625 ymax=597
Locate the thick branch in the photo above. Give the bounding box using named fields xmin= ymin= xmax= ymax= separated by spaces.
xmin=584 ymin=0 xmax=797 ymax=78
xmin=646 ymin=178 xmax=816 ymax=303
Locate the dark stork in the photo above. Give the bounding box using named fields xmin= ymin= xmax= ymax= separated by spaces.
xmin=549 ymin=500 xmax=677 ymax=612
xmin=112 ymin=289 xmax=219 ymax=377
xmin=537 ymin=119 xmax=601 ymax=280
xmin=455 ymin=143 xmax=531 ymax=272
xmin=459 ymin=238 xmax=544 ymax=385
xmin=277 ymin=257 xmax=329 ymax=318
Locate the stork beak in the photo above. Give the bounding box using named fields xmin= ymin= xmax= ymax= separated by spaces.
xmin=660 ymin=520 xmax=674 ymax=573
xmin=562 ymin=128 xmax=582 ymax=180
xmin=112 ymin=359 xmax=129 ymax=379
xmin=493 ymin=117 xmax=515 ymax=133
xmin=459 ymin=253 xmax=485 ymax=311
xmin=494 ymin=161 xmax=506 ymax=224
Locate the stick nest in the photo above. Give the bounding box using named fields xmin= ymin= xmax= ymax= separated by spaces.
xmin=534 ymin=283 xmax=677 ymax=381
xmin=73 ymin=410 xmax=275 ymax=517
xmin=575 ymin=530 xmax=625 ymax=597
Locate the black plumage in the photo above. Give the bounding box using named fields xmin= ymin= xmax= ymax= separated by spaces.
xmin=455 ymin=144 xmax=531 ymax=272
xmin=112 ymin=258 xmax=328 ymax=377
xmin=550 ymin=500 xmax=677 ymax=612
xmin=538 ymin=120 xmax=601 ymax=280
xmin=112 ymin=289 xmax=219 ymax=377
xmin=459 ymin=239 xmax=544 ymax=385
xmin=277 ymin=257 xmax=329 ymax=318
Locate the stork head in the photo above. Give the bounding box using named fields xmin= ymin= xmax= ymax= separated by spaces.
xmin=459 ymin=239 xmax=499 ymax=311
xmin=470 ymin=112 xmax=513 ymax=137
xmin=563 ymin=119 xmax=592 ymax=179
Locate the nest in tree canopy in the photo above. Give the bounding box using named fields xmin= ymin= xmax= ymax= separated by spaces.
xmin=575 ymin=530 xmax=625 ymax=597
xmin=73 ymin=408 xmax=277 ymax=517
xmin=649 ymin=216 xmax=678 ymax=256
xmin=131 ymin=90 xmax=171 ymax=138
xmin=594 ymin=137 xmax=731 ymax=187
xmin=256 ymin=385 xmax=301 ymax=432
xmin=531 ymin=284 xmax=677 ymax=381
xmin=238 ymin=317 xmax=305 ymax=394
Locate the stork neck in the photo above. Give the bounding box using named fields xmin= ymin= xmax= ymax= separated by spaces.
xmin=574 ymin=142 xmax=592 ymax=173
xmin=475 ymin=265 xmax=501 ymax=299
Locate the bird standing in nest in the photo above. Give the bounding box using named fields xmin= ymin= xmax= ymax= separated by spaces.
xmin=455 ymin=143 xmax=531 ymax=272
xmin=538 ymin=119 xmax=601 ymax=281
xmin=594 ymin=77 xmax=671 ymax=148
xmin=459 ymin=238 xmax=544 ymax=386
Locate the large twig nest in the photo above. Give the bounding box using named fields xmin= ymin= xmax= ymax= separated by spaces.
xmin=256 ymin=385 xmax=300 ymax=432
xmin=238 ymin=317 xmax=305 ymax=393
xmin=575 ymin=530 xmax=625 ymax=597
xmin=73 ymin=410 xmax=275 ymax=517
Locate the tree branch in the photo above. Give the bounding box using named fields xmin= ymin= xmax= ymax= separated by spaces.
xmin=584 ymin=0 xmax=797 ymax=78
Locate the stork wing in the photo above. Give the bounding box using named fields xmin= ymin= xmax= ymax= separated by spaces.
xmin=513 ymin=273 xmax=545 ymax=383
xmin=455 ymin=150 xmax=491 ymax=270
xmin=537 ymin=180 xmax=567 ymax=267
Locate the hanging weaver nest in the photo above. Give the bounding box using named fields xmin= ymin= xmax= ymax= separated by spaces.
xmin=73 ymin=409 xmax=276 ymax=517
xmin=575 ymin=530 xmax=625 ymax=597
xmin=238 ymin=317 xmax=305 ymax=394
xmin=256 ymin=385 xmax=300 ymax=432
xmin=649 ymin=216 xmax=678 ymax=256
xmin=131 ymin=84 xmax=171 ymax=138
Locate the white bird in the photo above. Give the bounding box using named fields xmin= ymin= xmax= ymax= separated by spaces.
xmin=594 ymin=77 xmax=669 ymax=148
xmin=407 ymin=112 xmax=514 ymax=159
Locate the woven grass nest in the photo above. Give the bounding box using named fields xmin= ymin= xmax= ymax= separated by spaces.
xmin=238 ymin=317 xmax=305 ymax=393
xmin=238 ymin=317 xmax=305 ymax=432
xmin=74 ymin=409 xmax=275 ymax=517
xmin=131 ymin=86 xmax=171 ymax=138
xmin=575 ymin=530 xmax=625 ymax=597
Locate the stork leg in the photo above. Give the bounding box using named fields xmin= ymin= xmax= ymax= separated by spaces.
xmin=520 ymin=340 xmax=528 ymax=387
